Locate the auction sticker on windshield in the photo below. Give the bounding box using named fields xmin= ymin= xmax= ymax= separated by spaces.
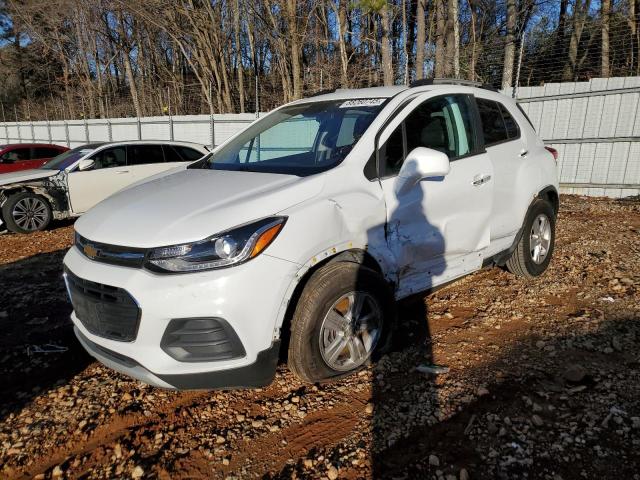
xmin=339 ymin=98 xmax=386 ymax=108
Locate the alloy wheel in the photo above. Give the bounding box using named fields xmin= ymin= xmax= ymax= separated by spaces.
xmin=319 ymin=291 xmax=382 ymax=371
xmin=12 ymin=197 xmax=49 ymax=231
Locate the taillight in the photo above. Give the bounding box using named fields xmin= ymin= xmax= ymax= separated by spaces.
xmin=545 ymin=146 xmax=558 ymax=162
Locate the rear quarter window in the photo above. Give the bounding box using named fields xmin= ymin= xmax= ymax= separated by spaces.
xmin=476 ymin=98 xmax=521 ymax=146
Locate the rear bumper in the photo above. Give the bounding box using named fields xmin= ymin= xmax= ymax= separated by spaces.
xmin=75 ymin=326 xmax=280 ymax=390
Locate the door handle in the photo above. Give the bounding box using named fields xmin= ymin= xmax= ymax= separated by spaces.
xmin=519 ymin=150 xmax=529 ymax=158
xmin=472 ymin=174 xmax=491 ymax=186
xmin=115 ymin=170 xmax=130 ymax=174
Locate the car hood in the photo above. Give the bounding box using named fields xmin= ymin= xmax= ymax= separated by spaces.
xmin=0 ymin=169 xmax=55 ymax=186
xmin=75 ymin=169 xmax=325 ymax=247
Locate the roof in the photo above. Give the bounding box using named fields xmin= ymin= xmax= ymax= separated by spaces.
xmin=295 ymin=86 xmax=408 ymax=104
xmin=96 ymin=140 xmax=208 ymax=149
xmin=0 ymin=143 xmax=68 ymax=149
xmin=295 ymin=80 xmax=512 ymax=105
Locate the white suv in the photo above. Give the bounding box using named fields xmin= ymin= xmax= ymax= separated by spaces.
xmin=63 ymin=81 xmax=559 ymax=389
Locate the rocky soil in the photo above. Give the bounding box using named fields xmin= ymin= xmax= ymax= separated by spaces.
xmin=0 ymin=195 xmax=638 ymax=480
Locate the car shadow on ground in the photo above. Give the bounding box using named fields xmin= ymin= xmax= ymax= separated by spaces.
xmin=0 ymin=249 xmax=91 ymax=422
xmin=365 ymin=313 xmax=640 ymax=479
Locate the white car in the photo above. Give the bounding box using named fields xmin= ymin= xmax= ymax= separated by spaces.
xmin=63 ymin=80 xmax=559 ymax=389
xmin=0 ymin=140 xmax=209 ymax=233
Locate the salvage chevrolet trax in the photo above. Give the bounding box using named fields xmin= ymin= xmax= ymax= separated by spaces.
xmin=63 ymin=80 xmax=559 ymax=389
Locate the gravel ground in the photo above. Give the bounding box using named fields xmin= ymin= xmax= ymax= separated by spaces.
xmin=0 ymin=195 xmax=638 ymax=480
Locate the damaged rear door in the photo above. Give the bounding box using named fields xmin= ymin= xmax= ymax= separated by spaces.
xmin=378 ymin=93 xmax=493 ymax=296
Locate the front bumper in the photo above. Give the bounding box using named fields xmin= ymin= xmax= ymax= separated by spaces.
xmin=75 ymin=327 xmax=281 ymax=389
xmin=63 ymin=245 xmax=299 ymax=389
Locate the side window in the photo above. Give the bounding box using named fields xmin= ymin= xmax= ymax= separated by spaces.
xmin=381 ymin=123 xmax=405 ymax=177
xmin=0 ymin=150 xmax=19 ymax=164
xmin=163 ymin=145 xmax=183 ymax=163
xmin=381 ymin=95 xmax=478 ymax=177
xmin=476 ymin=98 xmax=509 ymax=146
xmin=3 ymin=148 xmax=32 ymax=162
xmin=127 ymin=145 xmax=165 ymax=166
xmin=32 ymin=147 xmax=62 ymax=159
xmin=405 ymin=95 xmax=476 ymax=159
xmin=91 ymin=147 xmax=127 ymax=170
xmin=175 ymin=146 xmax=204 ymax=161
xmin=499 ymin=103 xmax=520 ymax=139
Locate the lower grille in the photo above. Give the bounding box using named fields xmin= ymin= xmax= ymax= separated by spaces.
xmin=64 ymin=268 xmax=141 ymax=342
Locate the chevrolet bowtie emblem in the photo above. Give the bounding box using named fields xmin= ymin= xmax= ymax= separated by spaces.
xmin=83 ymin=244 xmax=98 ymax=259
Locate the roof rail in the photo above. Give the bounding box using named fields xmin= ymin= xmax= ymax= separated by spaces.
xmin=308 ymin=88 xmax=337 ymax=97
xmin=409 ymin=78 xmax=498 ymax=92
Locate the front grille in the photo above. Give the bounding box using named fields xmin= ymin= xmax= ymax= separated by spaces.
xmin=75 ymin=233 xmax=146 ymax=269
xmin=65 ymin=268 xmax=141 ymax=342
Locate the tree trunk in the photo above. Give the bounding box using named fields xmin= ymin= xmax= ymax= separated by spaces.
xmin=502 ymin=0 xmax=517 ymax=90
xmin=434 ymin=0 xmax=445 ymax=77
xmin=286 ymin=0 xmax=303 ymax=99
xmin=415 ymin=0 xmax=426 ymax=80
xmin=402 ymin=0 xmax=409 ymax=83
xmin=554 ymin=0 xmax=568 ymax=77
xmin=333 ymin=0 xmax=350 ymax=87
xmin=601 ymin=0 xmax=610 ymax=77
xmin=452 ymin=0 xmax=460 ymax=77
xmin=116 ymin=12 xmax=142 ymax=117
xmin=233 ymin=0 xmax=245 ymax=112
xmin=562 ymin=0 xmax=592 ymax=81
xmin=381 ymin=3 xmax=394 ymax=85
xmin=469 ymin=0 xmax=477 ymax=80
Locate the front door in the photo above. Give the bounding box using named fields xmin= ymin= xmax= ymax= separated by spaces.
xmin=67 ymin=146 xmax=132 ymax=213
xmin=378 ymin=94 xmax=494 ymax=297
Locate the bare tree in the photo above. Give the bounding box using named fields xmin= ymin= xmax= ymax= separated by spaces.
xmin=501 ymin=0 xmax=517 ymax=90
xmin=601 ymin=0 xmax=610 ymax=77
xmin=562 ymin=0 xmax=592 ymax=81
xmin=415 ymin=0 xmax=426 ymax=80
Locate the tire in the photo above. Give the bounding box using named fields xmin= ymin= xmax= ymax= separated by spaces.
xmin=506 ymin=198 xmax=556 ymax=278
xmin=287 ymin=261 xmax=395 ymax=383
xmin=2 ymin=192 xmax=52 ymax=234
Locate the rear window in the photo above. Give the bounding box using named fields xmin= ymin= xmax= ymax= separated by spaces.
xmin=174 ymin=146 xmax=204 ymax=161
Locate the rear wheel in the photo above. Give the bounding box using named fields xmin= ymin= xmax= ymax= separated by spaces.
xmin=287 ymin=261 xmax=394 ymax=383
xmin=2 ymin=192 xmax=52 ymax=234
xmin=506 ymin=198 xmax=555 ymax=278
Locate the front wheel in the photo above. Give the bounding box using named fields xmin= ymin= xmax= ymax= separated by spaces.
xmin=287 ymin=261 xmax=394 ymax=383
xmin=506 ymin=198 xmax=556 ymax=278
xmin=2 ymin=192 xmax=52 ymax=234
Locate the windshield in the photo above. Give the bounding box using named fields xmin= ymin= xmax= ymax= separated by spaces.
xmin=197 ymin=99 xmax=387 ymax=176
xmin=41 ymin=144 xmax=103 ymax=170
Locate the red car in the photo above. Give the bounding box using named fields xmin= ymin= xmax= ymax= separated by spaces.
xmin=0 ymin=143 xmax=69 ymax=173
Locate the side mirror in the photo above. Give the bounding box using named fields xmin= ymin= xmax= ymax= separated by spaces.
xmin=78 ymin=159 xmax=95 ymax=171
xmin=396 ymin=147 xmax=450 ymax=193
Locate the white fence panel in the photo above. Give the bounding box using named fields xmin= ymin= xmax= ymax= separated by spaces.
xmin=1 ymin=77 xmax=639 ymax=197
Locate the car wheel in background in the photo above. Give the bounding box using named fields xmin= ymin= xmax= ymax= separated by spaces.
xmin=506 ymin=198 xmax=556 ymax=278
xmin=2 ymin=192 xmax=52 ymax=234
xmin=287 ymin=261 xmax=394 ymax=383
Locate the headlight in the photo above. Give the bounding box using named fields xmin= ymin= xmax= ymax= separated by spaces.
xmin=146 ymin=217 xmax=286 ymax=273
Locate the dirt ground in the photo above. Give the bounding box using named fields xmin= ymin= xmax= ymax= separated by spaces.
xmin=0 ymin=195 xmax=638 ymax=480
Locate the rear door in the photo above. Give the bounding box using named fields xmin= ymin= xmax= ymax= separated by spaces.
xmin=127 ymin=144 xmax=186 ymax=182
xmin=474 ymin=96 xmax=528 ymax=240
xmin=67 ymin=146 xmax=132 ymax=213
xmin=378 ymin=93 xmax=494 ymax=295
